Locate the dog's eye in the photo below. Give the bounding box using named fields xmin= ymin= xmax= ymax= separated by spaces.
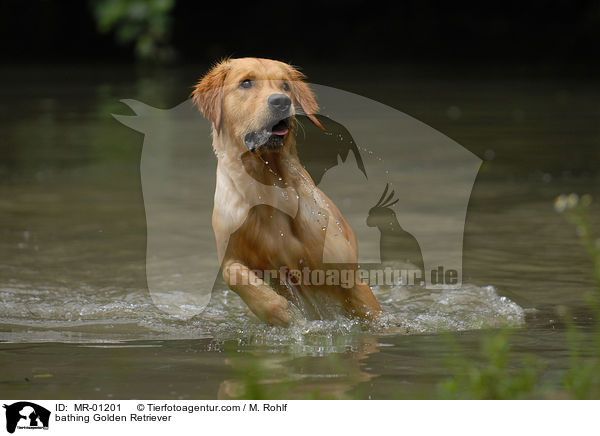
xmin=240 ymin=79 xmax=253 ymax=89
xmin=282 ymin=82 xmax=290 ymax=91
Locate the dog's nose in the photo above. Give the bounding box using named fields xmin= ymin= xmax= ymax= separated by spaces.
xmin=268 ymin=94 xmax=291 ymax=112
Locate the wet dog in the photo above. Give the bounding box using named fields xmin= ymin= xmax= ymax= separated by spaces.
xmin=192 ymin=57 xmax=381 ymax=325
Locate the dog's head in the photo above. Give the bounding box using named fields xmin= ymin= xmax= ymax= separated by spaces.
xmin=192 ymin=57 xmax=323 ymax=153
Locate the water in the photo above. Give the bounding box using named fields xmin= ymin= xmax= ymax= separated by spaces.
xmin=1 ymin=65 xmax=599 ymax=399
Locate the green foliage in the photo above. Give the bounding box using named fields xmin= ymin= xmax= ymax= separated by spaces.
xmin=435 ymin=193 xmax=600 ymax=400
xmin=559 ymin=308 xmax=600 ymax=399
xmin=555 ymin=193 xmax=600 ymax=292
xmin=90 ymin=0 xmax=175 ymax=62
xmin=439 ymin=331 xmax=543 ymax=399
xmin=555 ymin=193 xmax=600 ymax=398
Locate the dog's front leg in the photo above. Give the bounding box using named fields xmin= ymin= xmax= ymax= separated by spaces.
xmin=345 ymin=279 xmax=383 ymax=319
xmin=222 ymin=260 xmax=290 ymax=326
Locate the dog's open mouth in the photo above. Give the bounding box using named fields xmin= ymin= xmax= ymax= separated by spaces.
xmin=244 ymin=118 xmax=290 ymax=152
xmin=270 ymin=119 xmax=289 ymax=136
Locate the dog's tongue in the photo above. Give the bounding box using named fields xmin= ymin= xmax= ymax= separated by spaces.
xmin=271 ymin=121 xmax=289 ymax=136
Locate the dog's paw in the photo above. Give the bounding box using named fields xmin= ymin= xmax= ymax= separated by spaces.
xmin=255 ymin=294 xmax=290 ymax=327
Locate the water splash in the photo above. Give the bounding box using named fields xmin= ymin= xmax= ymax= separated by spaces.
xmin=0 ymin=281 xmax=525 ymax=348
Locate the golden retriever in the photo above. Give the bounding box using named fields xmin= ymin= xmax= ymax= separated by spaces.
xmin=192 ymin=57 xmax=381 ymax=325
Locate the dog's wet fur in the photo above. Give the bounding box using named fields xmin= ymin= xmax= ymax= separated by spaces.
xmin=192 ymin=58 xmax=381 ymax=325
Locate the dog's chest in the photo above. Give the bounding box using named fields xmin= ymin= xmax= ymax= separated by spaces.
xmin=220 ymin=155 xmax=354 ymax=269
xmin=229 ymin=195 xmax=340 ymax=271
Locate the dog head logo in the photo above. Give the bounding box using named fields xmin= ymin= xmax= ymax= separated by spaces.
xmin=114 ymin=78 xmax=481 ymax=318
xmin=3 ymin=402 xmax=50 ymax=434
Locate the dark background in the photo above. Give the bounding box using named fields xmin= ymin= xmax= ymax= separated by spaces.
xmin=0 ymin=0 xmax=598 ymax=178
xmin=1 ymin=0 xmax=599 ymax=70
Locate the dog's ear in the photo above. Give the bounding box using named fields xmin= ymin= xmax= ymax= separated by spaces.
xmin=191 ymin=60 xmax=229 ymax=132
xmin=288 ymin=67 xmax=324 ymax=130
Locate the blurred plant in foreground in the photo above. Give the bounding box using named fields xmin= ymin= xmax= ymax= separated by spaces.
xmin=555 ymin=193 xmax=600 ymax=398
xmin=90 ymin=0 xmax=175 ymax=63
xmin=438 ymin=193 xmax=599 ymax=400
xmin=439 ymin=331 xmax=543 ymax=399
xmin=554 ymin=193 xmax=600 ymax=292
